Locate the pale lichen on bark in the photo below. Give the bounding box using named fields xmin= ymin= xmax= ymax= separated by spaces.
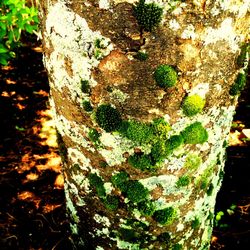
xmin=39 ymin=0 xmax=249 ymax=249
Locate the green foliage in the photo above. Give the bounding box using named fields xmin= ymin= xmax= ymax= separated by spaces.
xmin=126 ymin=180 xmax=149 ymax=203
xmin=81 ymin=80 xmax=91 ymax=93
xmin=176 ymin=175 xmax=190 ymax=188
xmin=88 ymin=128 xmax=101 ymax=144
xmin=0 ymin=0 xmax=38 ymax=65
xmin=138 ymin=200 xmax=156 ymax=216
xmin=128 ymin=154 xmax=154 ymax=171
xmin=229 ymin=72 xmax=247 ymax=96
xmin=172 ymin=243 xmax=183 ymax=250
xmin=123 ymin=120 xmax=154 ymax=144
xmin=153 ymin=207 xmax=177 ymax=225
xmin=154 ymin=65 xmax=178 ymax=88
xmin=133 ymin=0 xmax=163 ymax=32
xmin=134 ymin=51 xmax=149 ymax=61
xmin=182 ymin=94 xmax=205 ymax=117
xmin=82 ymin=100 xmax=93 ymax=112
xmin=181 ymin=122 xmax=208 ymax=144
xmin=191 ymin=217 xmax=200 ymax=229
xmin=88 ymin=173 xmax=106 ymax=197
xmin=237 ymin=43 xmax=249 ymax=67
xmin=184 ymin=153 xmax=202 ymax=171
xmin=96 ymin=104 xmax=122 ymax=132
xmin=111 ymin=171 xmax=129 ymax=192
xmin=152 ymin=118 xmax=171 ymax=140
xmin=103 ymin=195 xmax=119 ymax=210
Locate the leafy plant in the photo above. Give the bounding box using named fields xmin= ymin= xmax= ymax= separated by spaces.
xmin=0 ymin=0 xmax=38 ymax=65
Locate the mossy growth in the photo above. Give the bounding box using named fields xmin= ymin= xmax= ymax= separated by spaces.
xmin=229 ymin=72 xmax=247 ymax=96
xmin=94 ymin=38 xmax=107 ymax=49
xmin=191 ymin=217 xmax=200 ymax=229
xmin=122 ymin=120 xmax=154 ymax=144
xmin=96 ymin=104 xmax=122 ymax=132
xmin=152 ymin=118 xmax=171 ymax=140
xmin=172 ymin=243 xmax=183 ymax=250
xmin=151 ymin=139 xmax=172 ymax=163
xmin=88 ymin=173 xmax=106 ymax=198
xmin=103 ymin=195 xmax=119 ymax=211
xmin=167 ymin=134 xmax=184 ymax=150
xmin=119 ymin=228 xmax=139 ymax=243
xmin=56 ymin=131 xmax=68 ymax=162
xmin=138 ymin=200 xmax=156 ymax=216
xmin=134 ymin=51 xmax=149 ymax=61
xmin=128 ymin=153 xmax=155 ymax=171
xmin=153 ymin=207 xmax=177 ymax=225
xmin=176 ymin=175 xmax=190 ymax=188
xmin=111 ymin=171 xmax=129 ymax=192
xmin=181 ymin=122 xmax=208 ymax=144
xmin=237 ymin=43 xmax=249 ymax=67
xmin=126 ymin=180 xmax=149 ymax=203
xmin=154 ymin=64 xmax=178 ymax=88
xmin=182 ymin=94 xmax=205 ymax=117
xmin=88 ymin=128 xmax=101 ymax=145
xmin=184 ymin=153 xmax=202 ymax=171
xmin=82 ymin=100 xmax=93 ymax=112
xmin=133 ymin=0 xmax=163 ymax=32
xmin=81 ymin=80 xmax=90 ymax=94
xmin=206 ymin=183 xmax=214 ymax=196
xmin=196 ymin=165 xmax=214 ymax=190
xmin=157 ymin=232 xmax=171 ymax=243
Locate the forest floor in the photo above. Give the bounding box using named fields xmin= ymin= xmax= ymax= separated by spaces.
xmin=0 ymin=37 xmax=249 ymax=250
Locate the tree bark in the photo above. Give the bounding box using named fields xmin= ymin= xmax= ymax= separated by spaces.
xmin=39 ymin=0 xmax=249 ymax=249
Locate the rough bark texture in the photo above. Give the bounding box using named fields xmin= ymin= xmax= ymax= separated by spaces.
xmin=39 ymin=0 xmax=249 ymax=249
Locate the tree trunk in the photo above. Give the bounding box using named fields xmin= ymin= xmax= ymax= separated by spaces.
xmin=39 ymin=0 xmax=249 ymax=249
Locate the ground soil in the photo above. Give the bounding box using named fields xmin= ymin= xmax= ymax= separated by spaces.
xmin=0 ymin=36 xmax=249 ymax=250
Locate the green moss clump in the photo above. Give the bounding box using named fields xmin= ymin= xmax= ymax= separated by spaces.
xmin=128 ymin=154 xmax=154 ymax=171
xmin=88 ymin=173 xmax=106 ymax=197
xmin=182 ymin=94 xmax=205 ymax=117
xmin=134 ymin=51 xmax=149 ymax=61
xmin=151 ymin=140 xmax=172 ymax=163
xmin=126 ymin=180 xmax=149 ymax=203
xmin=103 ymin=195 xmax=119 ymax=210
xmin=191 ymin=217 xmax=200 ymax=229
xmin=82 ymin=100 xmax=93 ymax=112
xmin=206 ymin=183 xmax=214 ymax=196
xmin=81 ymin=80 xmax=90 ymax=93
xmin=167 ymin=134 xmax=184 ymax=150
xmin=229 ymin=72 xmax=247 ymax=96
xmin=111 ymin=171 xmax=129 ymax=192
xmin=133 ymin=0 xmax=163 ymax=32
xmin=154 ymin=65 xmax=178 ymax=88
xmin=153 ymin=207 xmax=177 ymax=225
xmin=176 ymin=175 xmax=190 ymax=188
xmin=184 ymin=153 xmax=202 ymax=171
xmin=157 ymin=232 xmax=171 ymax=243
xmin=181 ymin=122 xmax=208 ymax=144
xmin=172 ymin=243 xmax=183 ymax=250
xmin=96 ymin=104 xmax=122 ymax=132
xmin=88 ymin=128 xmax=101 ymax=144
xmin=138 ymin=200 xmax=156 ymax=216
xmin=124 ymin=120 xmax=154 ymax=144
xmin=119 ymin=228 xmax=138 ymax=243
xmin=152 ymin=118 xmax=171 ymax=140
xmin=237 ymin=43 xmax=249 ymax=67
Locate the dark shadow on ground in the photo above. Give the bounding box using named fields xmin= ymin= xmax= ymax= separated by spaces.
xmin=0 ymin=36 xmax=72 ymax=250
xmin=211 ymin=72 xmax=250 ymax=250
